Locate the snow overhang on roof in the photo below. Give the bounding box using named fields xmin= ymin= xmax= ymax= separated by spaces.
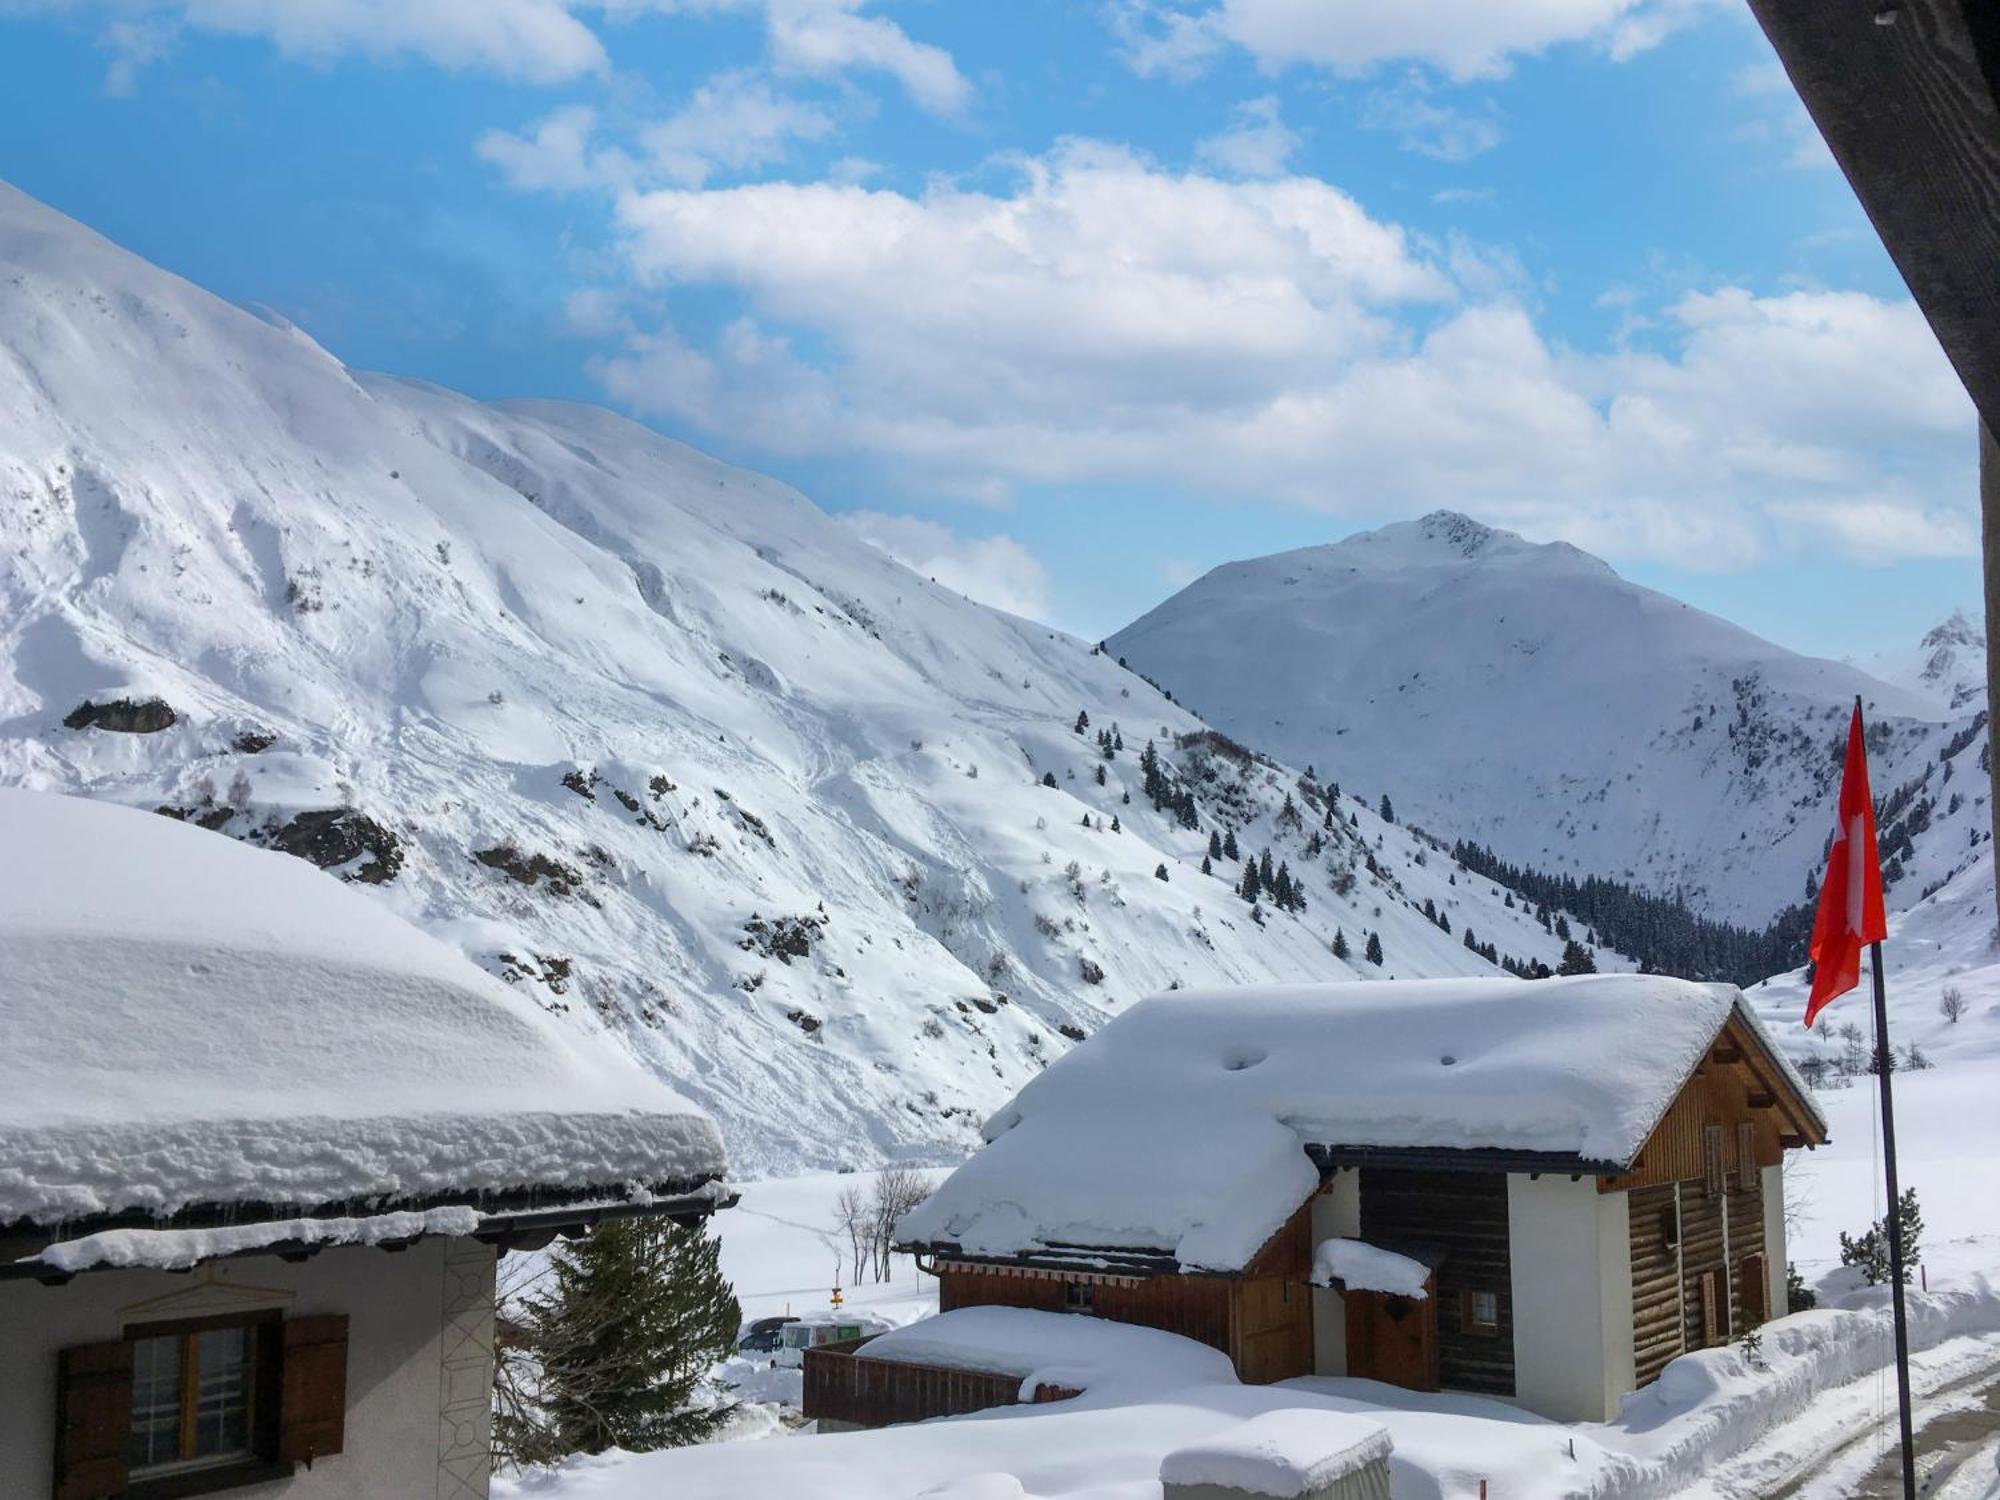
xmin=0 ymin=791 xmax=728 ymax=1235
xmin=898 ymin=974 xmax=1822 ymax=1275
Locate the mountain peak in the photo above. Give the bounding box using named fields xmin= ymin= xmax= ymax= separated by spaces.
xmin=1333 ymin=510 xmax=1607 ymax=575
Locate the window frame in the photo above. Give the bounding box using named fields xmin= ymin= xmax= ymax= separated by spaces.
xmin=1460 ymin=1288 xmax=1501 ymax=1336
xmin=119 ymin=1311 xmax=287 ymax=1500
xmin=1062 ymin=1280 xmax=1095 ymax=1313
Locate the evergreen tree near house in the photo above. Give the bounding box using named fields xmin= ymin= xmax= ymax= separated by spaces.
xmin=1364 ymin=931 xmax=1384 ymax=966
xmin=1839 ymin=1189 xmax=1923 ymax=1285
xmin=512 ymin=1218 xmax=741 ymax=1460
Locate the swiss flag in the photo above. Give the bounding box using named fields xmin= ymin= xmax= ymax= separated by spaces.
xmin=1804 ymin=702 xmax=1888 ymax=1028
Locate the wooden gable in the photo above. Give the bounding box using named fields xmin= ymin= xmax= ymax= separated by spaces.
xmin=1599 ymin=1011 xmax=1825 ymax=1194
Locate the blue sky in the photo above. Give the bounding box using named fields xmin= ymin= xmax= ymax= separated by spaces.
xmin=0 ymin=0 xmax=1982 ymax=658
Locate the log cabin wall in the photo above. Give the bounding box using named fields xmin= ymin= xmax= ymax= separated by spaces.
xmin=936 ymin=1265 xmax=1235 ymax=1354
xmin=1358 ymin=1168 xmax=1514 ymax=1397
xmin=932 ymin=1202 xmax=1316 ymax=1384
xmin=1628 ymin=1183 xmax=1683 ymax=1387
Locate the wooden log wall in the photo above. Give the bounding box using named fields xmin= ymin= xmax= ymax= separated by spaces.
xmin=937 ymin=1265 xmax=1234 ymax=1354
xmin=1359 ymin=1168 xmax=1514 ymax=1397
xmin=1628 ymin=1183 xmax=1683 ymax=1388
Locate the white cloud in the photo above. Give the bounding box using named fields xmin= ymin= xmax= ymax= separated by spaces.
xmin=838 ymin=511 xmax=1054 ymax=620
xmin=1361 ymin=74 xmax=1503 ymax=161
xmin=477 ymin=105 xmax=629 ymax=192
xmin=583 ymin=142 xmax=1974 ymax=571
xmin=764 ymin=0 xmax=968 ymax=116
xmin=1112 ymin=0 xmax=1709 ymax=83
xmin=125 ymin=0 xmax=608 ymax=81
xmin=1765 ymin=500 xmax=1977 ymax=561
xmin=641 ymin=68 xmax=835 ymax=186
xmin=1195 ymin=95 xmax=1301 ymax=177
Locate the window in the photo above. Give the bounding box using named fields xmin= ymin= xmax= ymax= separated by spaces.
xmin=1063 ymin=1280 xmax=1095 ymax=1313
xmin=1462 ymin=1289 xmax=1499 ymax=1334
xmin=126 ymin=1316 xmax=271 ymax=1482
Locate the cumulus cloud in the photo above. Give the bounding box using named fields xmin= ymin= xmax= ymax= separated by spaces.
xmin=838 ymin=511 xmax=1054 ymax=620
xmin=1194 ymin=95 xmax=1302 ymax=177
xmin=764 ymin=0 xmax=968 ymax=115
xmin=1113 ymin=0 xmax=1706 ymax=82
xmin=584 ymin=142 xmax=1974 ymax=570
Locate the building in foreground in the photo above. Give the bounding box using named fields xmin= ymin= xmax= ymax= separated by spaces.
xmin=813 ymin=975 xmax=1825 ymax=1428
xmin=0 ymin=790 xmax=729 ymax=1499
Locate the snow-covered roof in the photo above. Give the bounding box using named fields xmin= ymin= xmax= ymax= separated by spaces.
xmin=899 ymin=974 xmax=1821 ymax=1272
xmin=1158 ymin=1410 xmax=1393 ymax=1498
xmin=0 ymin=790 xmax=727 ymax=1228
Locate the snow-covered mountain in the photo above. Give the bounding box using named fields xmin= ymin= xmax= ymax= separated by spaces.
xmin=1110 ymin=512 xmax=1989 ymax=925
xmin=0 ymin=184 xmax=1594 ymax=1177
xmin=1862 ymin=608 xmax=1987 ymax=715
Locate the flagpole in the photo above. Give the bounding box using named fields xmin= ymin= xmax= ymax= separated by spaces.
xmin=1869 ymin=936 xmax=1916 ymax=1500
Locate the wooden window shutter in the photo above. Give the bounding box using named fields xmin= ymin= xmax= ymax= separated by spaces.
xmin=278 ymin=1314 xmax=349 ymax=1466
xmin=1703 ymin=1125 xmax=1725 ymax=1198
xmin=1740 ymin=1254 xmax=1769 ymax=1327
xmin=1737 ymin=1122 xmax=1758 ymax=1184
xmin=54 ymin=1339 xmax=132 ymax=1500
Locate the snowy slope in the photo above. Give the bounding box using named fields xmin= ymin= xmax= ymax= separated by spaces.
xmin=1110 ymin=512 xmax=1987 ymax=924
xmin=0 ymin=183 xmax=1586 ymax=1177
xmin=1862 ymin=609 xmax=1987 ymax=715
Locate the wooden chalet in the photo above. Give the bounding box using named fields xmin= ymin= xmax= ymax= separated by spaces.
xmin=808 ymin=976 xmax=1826 ymax=1429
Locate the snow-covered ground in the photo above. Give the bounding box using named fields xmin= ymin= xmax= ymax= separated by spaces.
xmin=502 ymin=928 xmax=2000 ymax=1500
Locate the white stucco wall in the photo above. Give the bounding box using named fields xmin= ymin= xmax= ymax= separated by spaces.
xmin=0 ymin=1236 xmax=496 ymax=1500
xmin=1506 ymin=1175 xmax=1634 ymax=1423
xmin=1762 ymin=1164 xmax=1787 ymax=1318
xmin=1310 ymin=1171 xmax=1362 ymax=1377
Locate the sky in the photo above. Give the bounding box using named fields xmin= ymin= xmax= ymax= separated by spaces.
xmin=0 ymin=0 xmax=1984 ymax=660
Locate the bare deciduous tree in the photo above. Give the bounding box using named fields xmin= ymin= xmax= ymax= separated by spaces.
xmin=833 ymin=1182 xmax=871 ymax=1286
xmin=868 ymin=1165 xmax=932 ymax=1282
xmin=1940 ymin=985 xmax=1967 ymax=1023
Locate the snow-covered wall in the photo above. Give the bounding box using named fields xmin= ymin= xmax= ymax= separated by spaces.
xmin=0 ymin=1237 xmax=495 ymax=1498
xmin=1507 ymin=1173 xmax=1634 ymax=1423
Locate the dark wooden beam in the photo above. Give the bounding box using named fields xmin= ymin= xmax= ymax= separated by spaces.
xmin=1746 ymin=0 xmax=2000 ymax=428
xmin=1747 ymin=1090 xmax=1776 ymax=1110
xmin=1985 ymin=420 xmax=2000 ymax=933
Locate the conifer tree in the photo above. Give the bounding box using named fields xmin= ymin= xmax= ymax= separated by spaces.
xmin=1074 ymin=709 xmax=1089 ymax=733
xmin=1041 ymin=771 xmax=1056 ymax=789
xmin=1201 ymin=855 xmax=1214 ymax=876
xmin=1111 ymin=815 xmax=1121 ymax=833
xmin=1558 ymin=938 xmax=1596 ymax=975
xmin=1378 ymin=794 xmax=1395 ymax=824
xmin=1258 ymin=850 xmax=1275 ymax=889
xmin=1154 ymin=863 xmax=1169 ymax=882
xmin=1239 ymin=859 xmax=1262 ymax=903
xmin=1463 ymin=927 xmax=1477 ymax=950
xmin=1095 ymin=764 xmax=1107 ymax=786
xmin=522 ymin=1218 xmax=741 ymax=1459
xmin=1223 ymin=828 xmax=1240 ymax=861
xmin=1208 ymin=830 xmax=1223 ymax=861
xmin=1364 ymin=931 xmax=1384 ymax=965
xmin=1332 ymin=928 xmax=1350 ymax=960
